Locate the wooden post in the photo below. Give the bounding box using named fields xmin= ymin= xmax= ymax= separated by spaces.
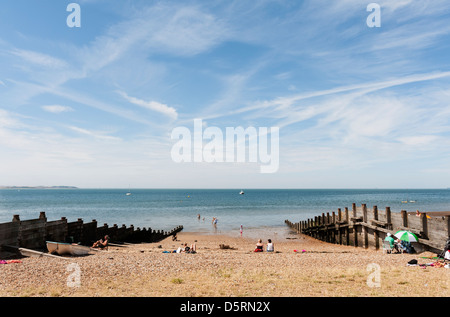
xmin=362 ymin=204 xmax=368 ymax=249
xmin=373 ymin=206 xmax=379 ymax=250
xmin=345 ymin=207 xmax=349 ymax=245
xmin=337 ymin=209 xmax=342 ymax=245
xmin=401 ymin=210 xmax=408 ymax=228
xmin=421 ymin=213 xmax=428 ymax=239
xmin=352 ymin=203 xmax=358 ymax=247
xmin=314 ymin=216 xmax=318 ymax=239
xmin=322 ymin=213 xmax=326 ymax=241
xmin=447 ymin=216 xmax=450 ymax=239
xmin=326 ymin=213 xmax=331 ymax=242
xmin=332 ymin=212 xmax=336 ymax=244
xmin=385 ymin=207 xmax=392 ymax=230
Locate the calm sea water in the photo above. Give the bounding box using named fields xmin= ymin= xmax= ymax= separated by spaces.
xmin=0 ymin=189 xmax=449 ymax=236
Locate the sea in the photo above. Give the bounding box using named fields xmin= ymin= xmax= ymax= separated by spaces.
xmin=0 ymin=188 xmax=449 ymax=238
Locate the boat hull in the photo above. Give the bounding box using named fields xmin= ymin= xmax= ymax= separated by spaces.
xmin=46 ymin=241 xmax=91 ymax=256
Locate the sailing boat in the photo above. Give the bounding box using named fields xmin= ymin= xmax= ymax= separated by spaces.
xmin=239 ymin=190 xmax=244 ymax=195
xmin=126 ymin=185 xmax=132 ymax=196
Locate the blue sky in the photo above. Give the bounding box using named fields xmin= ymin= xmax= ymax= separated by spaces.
xmin=1 ymin=0 xmax=450 ymax=188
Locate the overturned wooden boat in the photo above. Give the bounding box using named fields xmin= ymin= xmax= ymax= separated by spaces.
xmin=46 ymin=241 xmax=92 ymax=256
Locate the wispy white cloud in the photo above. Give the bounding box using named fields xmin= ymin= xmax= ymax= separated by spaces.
xmin=9 ymin=49 xmax=69 ymax=69
xmin=118 ymin=91 xmax=178 ymax=120
xmin=42 ymin=105 xmax=74 ymax=114
xmin=68 ymin=126 xmax=121 ymax=142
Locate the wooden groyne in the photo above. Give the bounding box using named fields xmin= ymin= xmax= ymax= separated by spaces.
xmin=285 ymin=203 xmax=450 ymax=253
xmin=0 ymin=212 xmax=183 ymax=251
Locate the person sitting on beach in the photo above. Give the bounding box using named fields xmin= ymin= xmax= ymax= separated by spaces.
xmin=384 ymin=233 xmax=397 ymax=252
xmin=92 ymin=235 xmax=109 ymax=249
xmin=266 ymin=239 xmax=274 ymax=252
xmin=394 ymin=238 xmax=404 ymax=253
xmin=416 ymin=210 xmax=421 ymax=217
xmin=254 ymin=239 xmax=264 ymax=252
xmin=177 ymin=242 xmax=197 ymax=253
xmin=187 ymin=243 xmax=197 ymax=254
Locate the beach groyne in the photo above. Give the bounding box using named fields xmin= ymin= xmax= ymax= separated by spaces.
xmin=0 ymin=212 xmax=183 ymax=251
xmin=285 ymin=203 xmax=450 ymax=253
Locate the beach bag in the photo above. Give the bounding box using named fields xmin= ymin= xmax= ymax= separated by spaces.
xmin=407 ymin=259 xmax=418 ymax=266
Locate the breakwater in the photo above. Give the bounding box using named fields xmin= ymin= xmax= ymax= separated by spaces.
xmin=0 ymin=212 xmax=183 ymax=251
xmin=286 ymin=203 xmax=450 ymax=253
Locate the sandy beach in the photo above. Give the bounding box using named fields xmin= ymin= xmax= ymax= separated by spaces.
xmin=0 ymin=226 xmax=448 ymax=298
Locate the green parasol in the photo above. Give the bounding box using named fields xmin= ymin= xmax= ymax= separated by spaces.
xmin=394 ymin=230 xmax=419 ymax=242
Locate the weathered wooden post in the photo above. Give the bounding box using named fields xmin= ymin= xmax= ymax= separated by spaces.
xmin=420 ymin=213 xmax=428 ymax=239
xmin=352 ymin=203 xmax=358 ymax=247
xmin=362 ymin=204 xmax=368 ymax=249
xmin=345 ymin=207 xmax=349 ymax=245
xmin=337 ymin=208 xmax=342 ymax=245
xmin=386 ymin=207 xmax=392 ymax=230
xmin=314 ymin=216 xmax=318 ymax=239
xmin=322 ymin=213 xmax=326 ymax=241
xmin=373 ymin=206 xmax=379 ymax=250
xmin=447 ymin=216 xmax=450 ymax=239
xmin=401 ymin=210 xmax=408 ymax=228
xmin=326 ymin=212 xmax=331 ymax=243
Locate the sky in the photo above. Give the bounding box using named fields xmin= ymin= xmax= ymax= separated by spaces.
xmin=1 ymin=0 xmax=450 ymax=189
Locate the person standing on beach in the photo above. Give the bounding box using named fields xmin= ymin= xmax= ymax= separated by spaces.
xmin=212 ymin=217 xmax=218 ymax=231
xmin=240 ymin=224 xmax=243 ymax=237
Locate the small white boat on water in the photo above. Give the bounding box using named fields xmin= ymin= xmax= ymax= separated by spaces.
xmin=46 ymin=241 xmax=92 ymax=256
xmin=239 ymin=190 xmax=244 ymax=195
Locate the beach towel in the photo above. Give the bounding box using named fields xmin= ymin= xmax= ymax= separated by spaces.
xmin=0 ymin=260 xmax=22 ymax=264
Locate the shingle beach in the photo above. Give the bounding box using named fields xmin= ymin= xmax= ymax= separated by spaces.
xmin=0 ymin=229 xmax=448 ymax=297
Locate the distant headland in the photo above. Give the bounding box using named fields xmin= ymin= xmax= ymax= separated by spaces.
xmin=0 ymin=186 xmax=78 ymax=189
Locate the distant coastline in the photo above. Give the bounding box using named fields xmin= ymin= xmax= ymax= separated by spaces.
xmin=0 ymin=186 xmax=78 ymax=189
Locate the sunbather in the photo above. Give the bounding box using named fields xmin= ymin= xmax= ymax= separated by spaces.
xmin=92 ymin=235 xmax=109 ymax=249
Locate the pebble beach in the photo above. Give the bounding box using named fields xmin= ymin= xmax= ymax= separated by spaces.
xmin=0 ymin=227 xmax=448 ymax=298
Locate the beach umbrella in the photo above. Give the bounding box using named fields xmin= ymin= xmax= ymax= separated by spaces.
xmin=394 ymin=230 xmax=419 ymax=242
